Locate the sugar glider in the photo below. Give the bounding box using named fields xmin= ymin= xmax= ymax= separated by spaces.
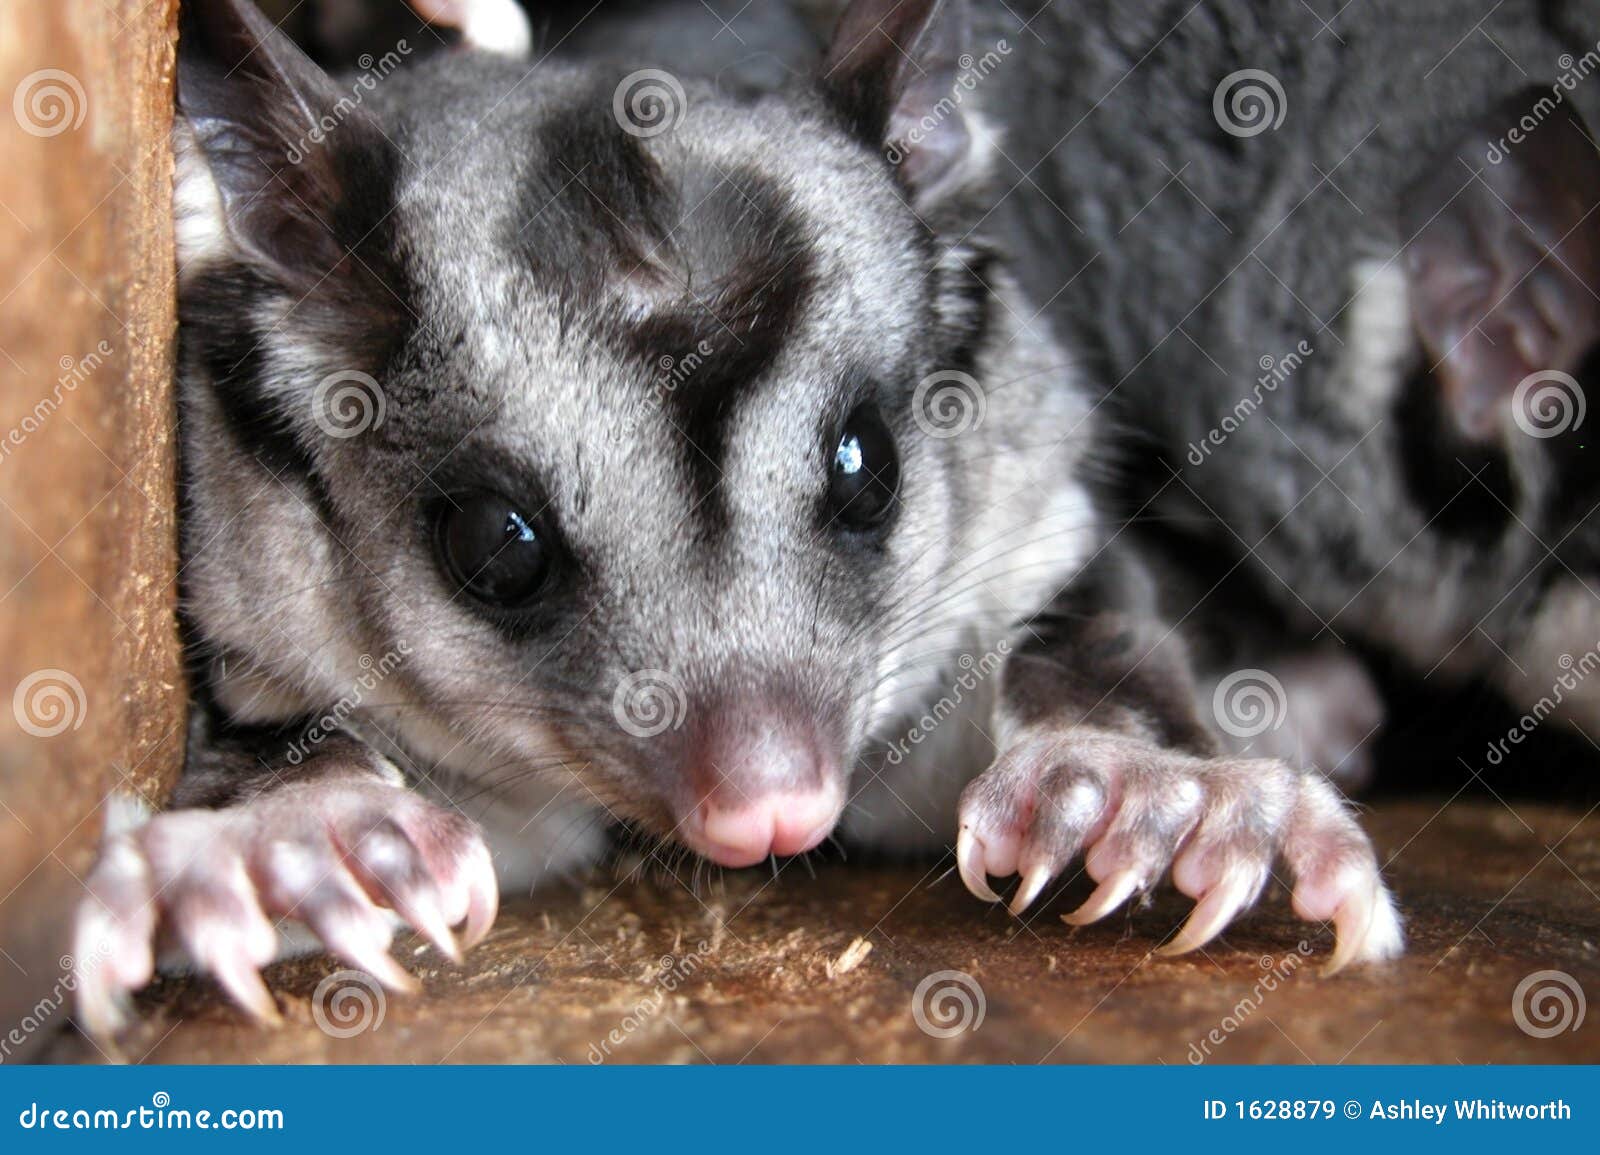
xmin=73 ymin=0 xmax=1402 ymax=1034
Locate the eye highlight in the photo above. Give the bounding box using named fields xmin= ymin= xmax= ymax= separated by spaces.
xmin=435 ymin=491 xmax=551 ymax=608
xmin=827 ymin=405 xmax=899 ymax=531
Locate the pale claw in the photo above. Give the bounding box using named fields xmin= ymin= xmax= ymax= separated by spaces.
xmin=1318 ymin=876 xmax=1404 ymax=975
xmin=1157 ymin=869 xmax=1261 ymax=957
xmin=1061 ymin=868 xmax=1142 ymax=926
xmin=458 ymin=837 xmax=499 ymax=949
xmin=205 ymin=945 xmax=283 ymax=1025
xmin=956 ymin=825 xmax=1002 ymax=903
xmin=1008 ymin=863 xmax=1054 ymax=915
xmin=346 ymin=825 xmax=462 ymax=964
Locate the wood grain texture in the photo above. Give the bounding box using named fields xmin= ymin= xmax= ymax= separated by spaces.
xmin=0 ymin=0 xmax=183 ymax=1061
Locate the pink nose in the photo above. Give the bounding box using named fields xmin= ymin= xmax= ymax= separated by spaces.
xmin=690 ymin=789 xmax=843 ymax=868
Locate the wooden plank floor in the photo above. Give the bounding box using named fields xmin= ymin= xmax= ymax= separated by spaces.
xmin=47 ymin=799 xmax=1600 ymax=1064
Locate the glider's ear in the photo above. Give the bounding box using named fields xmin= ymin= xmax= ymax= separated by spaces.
xmin=1401 ymin=87 xmax=1600 ymax=439
xmin=821 ymin=0 xmax=989 ymax=212
xmin=176 ymin=0 xmax=397 ymax=287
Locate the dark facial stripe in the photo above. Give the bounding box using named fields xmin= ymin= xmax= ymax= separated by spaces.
xmin=931 ymin=241 xmax=996 ymax=376
xmin=626 ymin=172 xmax=816 ymax=534
xmin=507 ymin=85 xmax=677 ymax=293
xmin=181 ymin=263 xmax=314 ymax=478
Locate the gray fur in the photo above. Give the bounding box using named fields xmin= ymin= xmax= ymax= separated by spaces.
xmin=978 ymin=0 xmax=1600 ymax=728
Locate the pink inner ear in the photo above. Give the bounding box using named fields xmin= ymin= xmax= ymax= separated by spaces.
xmin=821 ymin=0 xmax=979 ymax=204
xmin=1402 ymin=93 xmax=1600 ymax=441
xmin=887 ymin=77 xmax=976 ymax=201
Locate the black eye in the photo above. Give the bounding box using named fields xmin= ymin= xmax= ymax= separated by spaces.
xmin=827 ymin=406 xmax=899 ymax=530
xmin=436 ymin=491 xmax=550 ymax=607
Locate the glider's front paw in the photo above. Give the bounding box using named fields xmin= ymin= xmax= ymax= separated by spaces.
xmin=956 ymin=728 xmax=1402 ymax=970
xmin=73 ymin=775 xmax=497 ymax=1036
